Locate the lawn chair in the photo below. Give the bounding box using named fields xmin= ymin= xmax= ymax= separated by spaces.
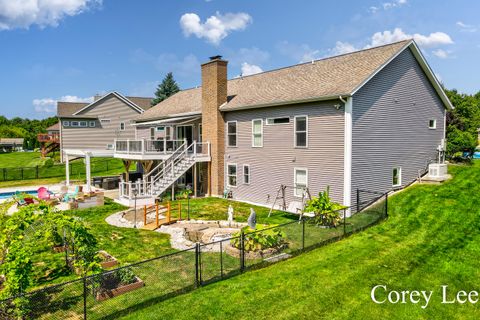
xmin=37 ymin=187 xmax=51 ymax=200
xmin=14 ymin=191 xmax=27 ymax=207
xmin=63 ymin=186 xmax=80 ymax=202
xmin=24 ymin=198 xmax=34 ymax=205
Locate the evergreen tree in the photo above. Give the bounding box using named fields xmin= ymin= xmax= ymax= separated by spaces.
xmin=151 ymin=72 xmax=180 ymax=106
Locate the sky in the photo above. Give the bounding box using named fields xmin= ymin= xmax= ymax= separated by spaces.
xmin=0 ymin=0 xmax=479 ymax=119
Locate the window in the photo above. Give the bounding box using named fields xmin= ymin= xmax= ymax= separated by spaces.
xmin=429 ymin=119 xmax=436 ymax=129
xmin=227 ymin=121 xmax=237 ymax=147
xmin=119 ymin=122 xmax=125 ymax=131
xmin=227 ymin=164 xmax=237 ymax=187
xmin=89 ymin=121 xmax=95 ymax=127
xmin=100 ymin=119 xmax=111 ymax=124
xmin=294 ymin=168 xmax=308 ymax=197
xmin=71 ymin=121 xmax=79 ymax=127
xmin=243 ymin=165 xmax=250 ymax=184
xmin=266 ymin=117 xmax=290 ymax=125
xmin=392 ymin=167 xmax=402 ymax=187
xmin=150 ymin=128 xmax=155 ymax=140
xmin=79 ymin=121 xmax=87 ymax=127
xmin=252 ymin=119 xmax=263 ymax=147
xmin=63 ymin=121 xmax=69 ymax=127
xmin=294 ymin=116 xmax=308 ymax=147
xmin=156 ymin=126 xmax=165 ymax=132
xmin=106 ymin=144 xmax=113 ymax=150
xmin=165 ymin=127 xmax=172 ymax=140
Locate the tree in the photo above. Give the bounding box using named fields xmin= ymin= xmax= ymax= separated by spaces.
xmin=151 ymin=72 xmax=180 ymax=106
xmin=445 ymin=89 xmax=480 ymax=156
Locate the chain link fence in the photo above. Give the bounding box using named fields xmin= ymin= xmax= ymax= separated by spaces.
xmin=0 ymin=189 xmax=388 ymax=319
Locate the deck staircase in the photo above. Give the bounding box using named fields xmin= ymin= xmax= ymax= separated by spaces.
xmin=119 ymin=141 xmax=210 ymax=201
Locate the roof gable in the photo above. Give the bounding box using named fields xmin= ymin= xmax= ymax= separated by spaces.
xmin=73 ymin=92 xmax=147 ymax=116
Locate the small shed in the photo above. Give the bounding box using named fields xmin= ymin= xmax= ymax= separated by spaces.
xmin=0 ymin=138 xmax=24 ymax=152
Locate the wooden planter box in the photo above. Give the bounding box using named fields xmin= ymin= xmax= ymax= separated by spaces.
xmin=95 ymin=277 xmax=144 ymax=301
xmin=98 ymin=250 xmax=119 ymax=269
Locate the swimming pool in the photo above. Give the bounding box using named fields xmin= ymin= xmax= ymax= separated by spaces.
xmin=0 ymin=190 xmax=39 ymax=200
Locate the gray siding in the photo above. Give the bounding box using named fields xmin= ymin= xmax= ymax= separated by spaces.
xmin=224 ymin=101 xmax=345 ymax=208
xmin=351 ymin=48 xmax=446 ymax=208
xmin=61 ymin=95 xmax=139 ymax=152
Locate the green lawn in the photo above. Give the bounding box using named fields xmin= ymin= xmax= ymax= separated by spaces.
xmin=118 ymin=162 xmax=480 ymax=320
xmin=0 ymin=151 xmax=126 ymax=184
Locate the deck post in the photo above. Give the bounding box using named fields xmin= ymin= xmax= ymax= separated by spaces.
xmin=85 ymin=153 xmax=91 ymax=193
xmin=193 ymin=163 xmax=198 ymax=198
xmin=164 ymin=138 xmax=167 ymax=154
xmin=65 ymin=155 xmax=70 ymax=186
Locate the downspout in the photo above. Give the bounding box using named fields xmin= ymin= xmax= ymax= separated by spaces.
xmin=339 ymin=96 xmax=347 ymax=104
xmin=340 ymin=95 xmax=352 ymax=216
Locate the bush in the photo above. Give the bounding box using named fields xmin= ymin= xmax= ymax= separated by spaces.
xmin=44 ymin=158 xmax=54 ymax=167
xmin=305 ymin=186 xmax=346 ymax=227
xmin=231 ymin=226 xmax=285 ymax=251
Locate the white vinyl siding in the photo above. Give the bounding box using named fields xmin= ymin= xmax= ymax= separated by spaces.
xmin=252 ymin=119 xmax=263 ymax=147
xmin=227 ymin=164 xmax=237 ymax=187
xmin=294 ymin=168 xmax=308 ymax=197
xmin=294 ymin=115 xmax=308 ymax=148
xmin=227 ymin=121 xmax=237 ymax=147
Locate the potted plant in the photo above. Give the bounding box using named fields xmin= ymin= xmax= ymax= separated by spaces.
xmin=305 ymin=186 xmax=346 ymax=227
xmin=93 ymin=267 xmax=144 ymax=301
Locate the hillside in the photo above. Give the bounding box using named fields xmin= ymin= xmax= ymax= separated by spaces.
xmin=122 ymin=162 xmax=480 ymax=319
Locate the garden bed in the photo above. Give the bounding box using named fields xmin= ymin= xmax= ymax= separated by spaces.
xmin=226 ymin=244 xmax=288 ymax=260
xmin=98 ymin=250 xmax=119 ymax=269
xmin=96 ymin=276 xmax=144 ymax=301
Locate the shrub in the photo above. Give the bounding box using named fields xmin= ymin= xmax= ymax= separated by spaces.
xmin=305 ymin=186 xmax=346 ymax=227
xmin=231 ymin=226 xmax=285 ymax=251
xmin=44 ymin=158 xmax=54 ymax=167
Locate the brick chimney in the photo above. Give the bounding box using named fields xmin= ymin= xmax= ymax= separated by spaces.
xmin=201 ymin=55 xmax=228 ymax=196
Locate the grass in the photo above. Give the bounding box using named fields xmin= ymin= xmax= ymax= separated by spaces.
xmin=0 ymin=151 xmax=127 ymax=184
xmin=116 ymin=162 xmax=480 ymax=319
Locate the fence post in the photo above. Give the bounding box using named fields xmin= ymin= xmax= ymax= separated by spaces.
xmin=195 ymin=242 xmax=200 ymax=287
xmin=384 ymin=193 xmax=388 ymax=218
xmin=83 ymin=276 xmax=87 ymax=320
xmin=356 ymin=189 xmax=360 ymax=213
xmin=302 ymin=218 xmax=305 ymax=250
xmin=343 ymin=208 xmax=347 ymax=235
xmin=240 ymin=231 xmax=245 ymax=272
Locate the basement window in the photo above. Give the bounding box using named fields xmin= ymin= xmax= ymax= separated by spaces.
xmin=227 ymin=164 xmax=237 ymax=187
xmin=266 ymin=117 xmax=290 ymax=125
xmin=429 ymin=119 xmax=437 ymax=129
xmin=392 ymin=167 xmax=402 ymax=187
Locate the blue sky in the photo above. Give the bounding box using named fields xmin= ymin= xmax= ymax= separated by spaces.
xmin=0 ymin=0 xmax=478 ymax=119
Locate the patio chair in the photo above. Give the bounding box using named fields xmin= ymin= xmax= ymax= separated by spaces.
xmin=63 ymin=186 xmax=80 ymax=202
xmin=37 ymin=187 xmax=51 ymax=200
xmin=24 ymin=198 xmax=34 ymax=205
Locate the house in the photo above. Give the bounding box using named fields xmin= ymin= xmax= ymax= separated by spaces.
xmin=60 ymin=39 xmax=451 ymax=211
xmin=38 ymin=123 xmax=61 ymax=157
xmin=0 ymin=138 xmax=24 ymax=152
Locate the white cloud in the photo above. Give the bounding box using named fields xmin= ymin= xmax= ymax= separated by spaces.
xmin=0 ymin=0 xmax=101 ymax=31
xmin=180 ymin=11 xmax=252 ymax=45
xmin=370 ymin=0 xmax=407 ymax=13
xmin=456 ymin=21 xmax=477 ymax=33
xmin=33 ymin=95 xmax=93 ymax=113
xmin=330 ymin=41 xmax=357 ymax=55
xmin=432 ymin=49 xmax=449 ymax=59
xmin=369 ymin=28 xmax=453 ymax=48
xmin=240 ymin=62 xmax=263 ymax=76
xmin=277 ymin=41 xmax=321 ymax=63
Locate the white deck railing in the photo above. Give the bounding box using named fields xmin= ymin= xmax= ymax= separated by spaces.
xmin=114 ymin=139 xmax=185 ymax=155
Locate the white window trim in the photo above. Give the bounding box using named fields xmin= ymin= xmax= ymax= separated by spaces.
xmin=251 ymin=119 xmax=263 ymax=147
xmin=266 ymin=117 xmax=290 ymax=125
xmin=89 ymin=121 xmax=95 ymax=127
xmin=392 ymin=167 xmax=402 ymax=188
xmin=63 ymin=121 xmax=69 ymax=127
xmin=79 ymin=121 xmax=87 ymax=127
xmin=243 ymin=164 xmax=250 ymax=185
xmin=106 ymin=144 xmax=114 ymax=150
xmin=293 ymin=167 xmax=308 ymax=198
xmin=227 ymin=163 xmax=237 ymax=188
xmin=119 ymin=122 xmax=126 ymax=131
xmin=429 ymin=119 xmax=437 ymax=129
xmin=294 ymin=115 xmax=308 ymax=148
xmin=226 ymin=121 xmax=237 ymax=147
xmin=71 ymin=121 xmax=80 ymax=127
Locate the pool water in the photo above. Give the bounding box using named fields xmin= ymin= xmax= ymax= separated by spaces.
xmin=473 ymin=152 xmax=480 ymax=159
xmin=0 ymin=190 xmax=39 ymax=200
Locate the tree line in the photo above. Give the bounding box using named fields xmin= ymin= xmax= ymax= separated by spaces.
xmin=0 ymin=116 xmax=58 ymax=150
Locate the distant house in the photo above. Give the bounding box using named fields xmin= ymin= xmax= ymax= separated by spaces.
xmin=0 ymin=138 xmax=24 ymax=152
xmin=38 ymin=123 xmax=61 ymax=157
xmin=59 ymin=39 xmax=452 ymax=211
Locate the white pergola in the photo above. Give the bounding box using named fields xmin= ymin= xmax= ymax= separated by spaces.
xmin=63 ymin=149 xmax=115 ymax=193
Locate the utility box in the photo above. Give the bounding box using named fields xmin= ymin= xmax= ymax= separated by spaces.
xmin=428 ymin=163 xmax=448 ymax=178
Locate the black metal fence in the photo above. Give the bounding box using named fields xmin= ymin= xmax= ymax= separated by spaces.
xmin=0 ymin=159 xmax=123 ymax=182
xmin=0 ymin=189 xmax=388 ymax=319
